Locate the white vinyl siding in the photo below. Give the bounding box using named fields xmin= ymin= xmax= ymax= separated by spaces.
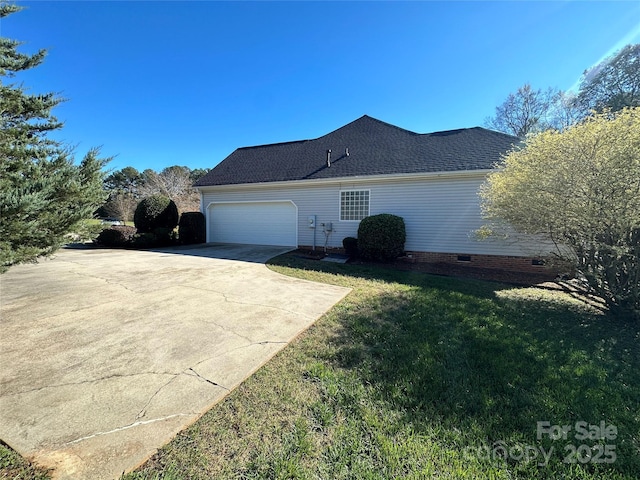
xmin=199 ymin=173 xmax=550 ymax=257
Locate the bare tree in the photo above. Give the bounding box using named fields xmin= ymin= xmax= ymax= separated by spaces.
xmin=485 ymin=83 xmax=561 ymax=137
xmin=104 ymin=192 xmax=137 ymax=225
xmin=139 ymin=166 xmax=199 ymax=214
xmin=549 ymin=91 xmax=584 ymax=131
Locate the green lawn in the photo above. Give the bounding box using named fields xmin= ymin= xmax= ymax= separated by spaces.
xmin=3 ymin=254 xmax=638 ymax=479
xmin=0 ymin=443 xmax=50 ymax=480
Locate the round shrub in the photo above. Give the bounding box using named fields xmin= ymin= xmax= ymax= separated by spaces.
xmin=178 ymin=212 xmax=206 ymax=245
xmin=342 ymin=236 xmax=358 ymax=258
xmin=357 ymin=213 xmax=406 ymax=261
xmin=95 ymin=225 xmax=137 ymax=248
xmin=134 ymin=195 xmax=179 ymax=234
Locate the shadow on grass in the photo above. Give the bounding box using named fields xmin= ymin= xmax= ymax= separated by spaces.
xmin=270 ymin=254 xmax=640 ymax=477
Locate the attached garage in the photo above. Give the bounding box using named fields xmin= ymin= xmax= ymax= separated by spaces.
xmin=206 ymin=201 xmax=297 ymax=247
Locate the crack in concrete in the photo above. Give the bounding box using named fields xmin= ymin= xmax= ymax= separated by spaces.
xmin=188 ymin=340 xmax=289 ymax=370
xmin=55 ymin=258 xmax=140 ymax=295
xmin=135 ymin=374 xmax=180 ymax=420
xmin=30 ymin=339 xmax=291 ymax=447
xmin=185 ymin=367 xmax=230 ymax=391
xmin=205 ymin=319 xmax=254 ymax=344
xmin=72 ymin=269 xmax=139 ymax=294
xmin=186 ymin=284 xmax=315 ymax=320
xmin=136 ymin=364 xmax=233 ymax=421
xmin=0 ymin=371 xmax=178 ymax=398
xmin=133 ymin=342 xmax=290 ymax=421
xmin=60 ymin=413 xmax=196 ymax=447
xmin=243 ymin=340 xmax=289 ymax=349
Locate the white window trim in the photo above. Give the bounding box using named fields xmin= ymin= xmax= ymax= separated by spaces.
xmin=339 ymin=189 xmax=370 ymax=222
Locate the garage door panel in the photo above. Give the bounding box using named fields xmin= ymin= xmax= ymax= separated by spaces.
xmin=208 ymin=202 xmax=297 ymax=246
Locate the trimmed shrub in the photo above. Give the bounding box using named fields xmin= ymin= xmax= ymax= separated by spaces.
xmin=131 ymin=232 xmax=158 ymax=249
xmin=178 ymin=212 xmax=206 ymax=245
xmin=154 ymin=227 xmax=178 ymax=246
xmin=342 ymin=236 xmax=358 ymax=258
xmin=130 ymin=228 xmax=177 ymax=249
xmin=134 ymin=195 xmax=179 ymax=234
xmin=95 ymin=226 xmax=137 ymax=248
xmin=357 ymin=213 xmax=406 ymax=261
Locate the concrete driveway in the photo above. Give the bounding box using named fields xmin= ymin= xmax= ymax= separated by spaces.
xmin=0 ymin=244 xmax=350 ymax=479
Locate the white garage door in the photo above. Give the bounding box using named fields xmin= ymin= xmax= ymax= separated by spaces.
xmin=207 ymin=201 xmax=297 ymax=246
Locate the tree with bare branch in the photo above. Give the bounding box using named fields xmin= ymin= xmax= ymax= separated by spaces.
xmin=484 ymin=83 xmax=561 ymax=137
xmin=138 ymin=166 xmax=200 ymax=213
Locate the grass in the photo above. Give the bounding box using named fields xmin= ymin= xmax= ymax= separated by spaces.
xmin=0 ymin=443 xmax=50 ymax=480
xmin=3 ymin=255 xmax=638 ymax=479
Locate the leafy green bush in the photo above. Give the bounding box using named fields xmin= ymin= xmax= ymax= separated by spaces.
xmin=131 ymin=232 xmax=157 ymax=249
xmin=67 ymin=219 xmax=104 ymax=243
xmin=95 ymin=226 xmax=137 ymax=248
xmin=342 ymin=236 xmax=358 ymax=258
xmin=129 ymin=228 xmax=177 ymax=249
xmin=357 ymin=214 xmax=406 ymax=261
xmin=179 ymin=212 xmax=206 ymax=245
xmin=133 ymin=195 xmax=179 ymax=234
xmin=152 ymin=227 xmax=176 ymax=247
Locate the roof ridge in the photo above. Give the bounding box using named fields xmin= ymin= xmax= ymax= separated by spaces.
xmin=234 ymin=116 xmax=429 ymax=153
xmin=315 ymin=114 xmax=419 ymax=139
xmin=360 ymin=114 xmax=420 ymax=135
xmin=471 ymin=126 xmax=521 ymax=140
xmin=422 ymin=126 xmax=520 ymax=140
xmin=238 ymin=139 xmax=309 ymax=150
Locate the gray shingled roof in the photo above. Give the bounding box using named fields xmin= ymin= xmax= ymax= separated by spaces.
xmin=194 ymin=115 xmax=519 ymax=187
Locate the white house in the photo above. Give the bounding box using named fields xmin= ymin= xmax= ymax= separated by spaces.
xmin=195 ymin=115 xmax=549 ymax=273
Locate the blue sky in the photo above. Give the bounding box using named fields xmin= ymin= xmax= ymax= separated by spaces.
xmin=4 ymin=1 xmax=640 ymax=172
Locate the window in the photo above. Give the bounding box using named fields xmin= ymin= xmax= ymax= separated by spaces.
xmin=340 ymin=190 xmax=370 ymax=221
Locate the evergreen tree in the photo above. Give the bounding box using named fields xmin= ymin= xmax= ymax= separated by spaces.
xmin=0 ymin=3 xmax=110 ymax=272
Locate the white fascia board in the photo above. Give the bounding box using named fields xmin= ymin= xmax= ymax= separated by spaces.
xmin=195 ymin=169 xmax=495 ymax=192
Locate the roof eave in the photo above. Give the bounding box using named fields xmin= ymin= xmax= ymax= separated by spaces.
xmin=195 ymin=169 xmax=495 ymax=191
